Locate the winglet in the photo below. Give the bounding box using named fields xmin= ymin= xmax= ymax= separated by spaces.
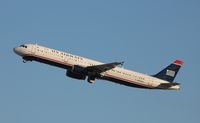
xmin=173 ymin=60 xmax=184 ymax=66
xmin=118 ymin=62 xmax=125 ymax=67
xmin=120 ymin=61 xmax=125 ymax=65
xmin=114 ymin=62 xmax=124 ymax=67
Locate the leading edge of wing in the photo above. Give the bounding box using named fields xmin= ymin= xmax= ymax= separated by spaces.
xmin=86 ymin=61 xmax=124 ymax=73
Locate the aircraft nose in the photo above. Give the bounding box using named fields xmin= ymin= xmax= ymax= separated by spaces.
xmin=13 ymin=47 xmax=17 ymax=53
xmin=13 ymin=47 xmax=18 ymax=54
xmin=13 ymin=47 xmax=22 ymax=56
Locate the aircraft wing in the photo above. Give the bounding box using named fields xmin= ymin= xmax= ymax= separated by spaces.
xmin=86 ymin=62 xmax=124 ymax=74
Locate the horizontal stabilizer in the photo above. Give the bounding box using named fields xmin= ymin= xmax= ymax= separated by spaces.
xmin=159 ymin=82 xmax=180 ymax=88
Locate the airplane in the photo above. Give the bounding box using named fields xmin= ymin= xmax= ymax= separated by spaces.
xmin=13 ymin=44 xmax=184 ymax=90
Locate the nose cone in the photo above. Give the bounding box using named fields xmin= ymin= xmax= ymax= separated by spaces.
xmin=13 ymin=47 xmax=17 ymax=53
xmin=13 ymin=47 xmax=23 ymax=56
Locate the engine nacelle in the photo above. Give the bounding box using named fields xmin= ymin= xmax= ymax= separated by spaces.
xmin=66 ymin=65 xmax=87 ymax=80
xmin=66 ymin=70 xmax=86 ymax=80
xmin=72 ymin=65 xmax=88 ymax=75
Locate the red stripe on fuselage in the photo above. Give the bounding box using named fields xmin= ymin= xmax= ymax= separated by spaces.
xmin=105 ymin=74 xmax=151 ymax=88
xmin=24 ymin=53 xmax=151 ymax=88
xmin=25 ymin=53 xmax=73 ymax=67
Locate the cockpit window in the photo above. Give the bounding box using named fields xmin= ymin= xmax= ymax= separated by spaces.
xmin=20 ymin=45 xmax=27 ymax=48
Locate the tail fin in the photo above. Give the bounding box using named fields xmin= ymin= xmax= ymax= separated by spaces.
xmin=153 ymin=60 xmax=184 ymax=82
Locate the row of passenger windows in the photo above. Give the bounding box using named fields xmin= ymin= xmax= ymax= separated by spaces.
xmin=111 ymin=69 xmax=131 ymax=76
xmin=35 ymin=47 xmax=145 ymax=80
xmin=35 ymin=47 xmax=86 ymax=63
xmin=111 ymin=69 xmax=145 ymax=80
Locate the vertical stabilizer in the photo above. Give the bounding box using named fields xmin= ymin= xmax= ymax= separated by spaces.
xmin=153 ymin=60 xmax=184 ymax=82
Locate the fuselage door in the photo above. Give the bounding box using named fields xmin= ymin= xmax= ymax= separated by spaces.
xmin=64 ymin=53 xmax=69 ymax=64
xmin=148 ymin=78 xmax=154 ymax=88
xmin=31 ymin=45 xmax=36 ymax=54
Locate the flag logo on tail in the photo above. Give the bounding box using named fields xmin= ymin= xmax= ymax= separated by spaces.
xmin=166 ymin=70 xmax=175 ymax=77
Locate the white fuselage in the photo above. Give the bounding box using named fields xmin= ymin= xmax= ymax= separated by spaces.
xmin=14 ymin=44 xmax=180 ymax=90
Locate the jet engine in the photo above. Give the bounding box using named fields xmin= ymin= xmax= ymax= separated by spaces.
xmin=66 ymin=65 xmax=87 ymax=80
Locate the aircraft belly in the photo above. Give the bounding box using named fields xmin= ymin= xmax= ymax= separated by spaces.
xmin=101 ymin=74 xmax=151 ymax=89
